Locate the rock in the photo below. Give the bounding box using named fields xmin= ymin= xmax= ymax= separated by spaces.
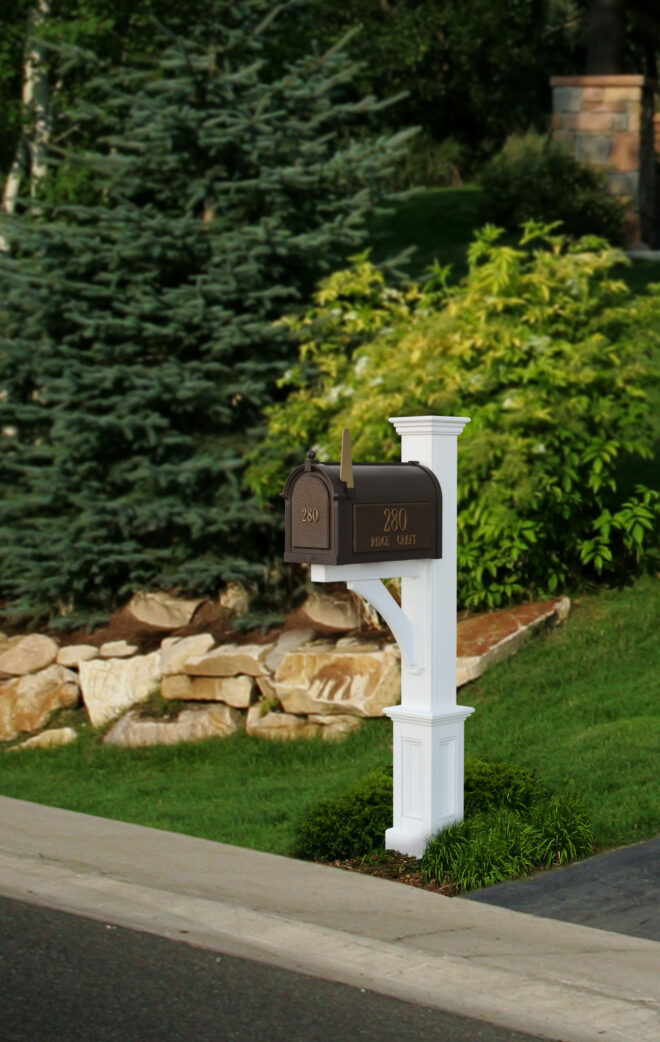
xmin=160 ymin=633 xmax=215 ymax=675
xmin=8 ymin=727 xmax=78 ymax=751
xmin=162 ymin=674 xmax=255 ymax=708
xmin=79 ymin=651 xmax=161 ymax=728
xmin=56 ymin=644 xmax=99 ymax=667
xmin=0 ymin=665 xmax=79 ymax=742
xmin=184 ymin=643 xmax=275 ymax=678
xmin=100 ymin=640 xmax=138 ymax=659
xmin=161 ymin=674 xmax=194 ymax=700
xmin=299 ymin=591 xmax=363 ymax=632
xmin=218 ymin=582 xmax=250 ymax=616
xmin=334 ymin=636 xmax=381 ymax=651
xmin=255 ymin=676 xmax=278 ymax=700
xmin=246 ymin=706 xmax=320 ymax=741
xmin=308 ymin=714 xmax=363 ymax=741
xmin=263 ymin=628 xmax=315 ymax=673
xmin=456 ymin=596 xmax=571 ymax=687
xmin=126 ymin=591 xmax=205 ymax=629
xmin=103 ymin=704 xmax=243 ymax=747
xmin=274 ymin=644 xmax=400 ymax=717
xmin=0 ymin=634 xmax=59 ymax=678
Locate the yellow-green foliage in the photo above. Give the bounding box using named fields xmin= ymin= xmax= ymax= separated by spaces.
xmin=249 ymin=224 xmax=660 ymax=608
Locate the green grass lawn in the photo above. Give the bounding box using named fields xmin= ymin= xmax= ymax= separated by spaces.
xmin=1 ymin=576 xmax=658 ymax=856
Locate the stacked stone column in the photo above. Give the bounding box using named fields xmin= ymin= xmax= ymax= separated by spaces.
xmin=551 ymin=75 xmax=657 ymax=247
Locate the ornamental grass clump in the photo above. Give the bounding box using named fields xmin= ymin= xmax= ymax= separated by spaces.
xmin=421 ymin=795 xmax=594 ymax=893
xmin=250 ymin=224 xmax=660 ymax=610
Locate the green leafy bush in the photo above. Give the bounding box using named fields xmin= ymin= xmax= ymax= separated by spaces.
xmin=478 ymin=132 xmax=625 ymax=243
xmin=292 ymin=766 xmax=393 ymax=861
xmin=293 ymin=757 xmax=555 ymax=864
xmin=386 ymin=134 xmax=466 ymax=190
xmin=421 ymin=795 xmax=594 ymax=892
xmin=463 ymin=759 xmax=544 ymax=815
xmin=250 ymin=226 xmax=660 ymax=609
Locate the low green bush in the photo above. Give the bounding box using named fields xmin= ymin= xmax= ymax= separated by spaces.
xmin=386 ymin=134 xmax=467 ymax=190
xmin=292 ymin=766 xmax=393 ymax=861
xmin=463 ymin=759 xmax=544 ymax=815
xmin=294 ymin=758 xmax=593 ymax=890
xmin=478 ymin=131 xmax=625 ymax=243
xmin=421 ymin=794 xmax=594 ymax=892
xmin=250 ymin=227 xmax=660 ymax=610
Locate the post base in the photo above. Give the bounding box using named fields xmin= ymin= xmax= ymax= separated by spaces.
xmin=383 ymin=705 xmax=474 ymax=858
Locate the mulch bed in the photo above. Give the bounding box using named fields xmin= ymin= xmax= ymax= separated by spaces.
xmin=324 ymin=852 xmax=458 ymax=896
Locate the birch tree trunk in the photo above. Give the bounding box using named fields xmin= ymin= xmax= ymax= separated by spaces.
xmin=1 ymin=0 xmax=51 ymax=248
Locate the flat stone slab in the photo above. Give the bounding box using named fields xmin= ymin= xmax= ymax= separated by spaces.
xmin=456 ymin=597 xmax=569 ymax=687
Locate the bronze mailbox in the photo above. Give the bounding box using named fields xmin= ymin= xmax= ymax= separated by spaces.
xmin=283 ymin=436 xmax=442 ymax=566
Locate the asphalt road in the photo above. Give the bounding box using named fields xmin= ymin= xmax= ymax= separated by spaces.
xmin=0 ymin=895 xmax=545 ymax=1042
xmin=463 ymin=836 xmax=660 ymax=943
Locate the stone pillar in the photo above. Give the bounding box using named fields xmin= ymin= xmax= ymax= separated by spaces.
xmin=551 ymin=75 xmax=657 ymax=247
xmin=384 ymin=415 xmax=473 ymax=858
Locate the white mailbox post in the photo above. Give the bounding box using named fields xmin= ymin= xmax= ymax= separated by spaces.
xmin=311 ymin=414 xmax=473 ymax=858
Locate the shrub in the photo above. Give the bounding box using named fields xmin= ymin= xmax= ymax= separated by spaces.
xmin=250 ymin=226 xmax=660 ymax=610
xmin=420 ymin=794 xmax=593 ymax=892
xmin=293 ymin=757 xmax=551 ymax=862
xmin=292 ymin=766 xmax=393 ymax=861
xmin=478 ymin=131 xmax=625 ymax=243
xmin=463 ymin=759 xmax=544 ymax=815
xmin=386 ymin=134 xmax=466 ymax=190
xmin=421 ymin=794 xmax=594 ymax=891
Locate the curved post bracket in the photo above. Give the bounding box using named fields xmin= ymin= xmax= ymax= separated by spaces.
xmin=349 ymin=578 xmax=424 ymax=674
xmin=310 ymin=561 xmax=427 ymax=674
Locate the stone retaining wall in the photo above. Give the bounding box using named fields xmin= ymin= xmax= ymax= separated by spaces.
xmin=0 ymin=591 xmax=570 ymax=752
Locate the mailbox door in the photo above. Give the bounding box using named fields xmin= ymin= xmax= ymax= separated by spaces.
xmin=289 ymin=473 xmax=331 ymax=551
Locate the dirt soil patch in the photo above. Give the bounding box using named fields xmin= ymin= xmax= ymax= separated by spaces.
xmin=325 ymin=852 xmax=457 ymax=896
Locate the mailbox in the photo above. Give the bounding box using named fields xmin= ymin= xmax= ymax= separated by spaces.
xmin=283 ymin=432 xmax=442 ymax=566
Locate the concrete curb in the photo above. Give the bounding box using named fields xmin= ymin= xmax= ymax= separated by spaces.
xmin=1 ymin=797 xmax=658 ymax=1042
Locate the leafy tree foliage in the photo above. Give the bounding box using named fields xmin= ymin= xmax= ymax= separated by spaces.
xmin=250 ymin=226 xmax=660 ymax=608
xmin=277 ymin=0 xmax=586 ymax=158
xmin=0 ymin=2 xmax=409 ymax=624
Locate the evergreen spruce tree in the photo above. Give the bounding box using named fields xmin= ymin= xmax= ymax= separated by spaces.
xmin=0 ymin=1 xmax=409 ymax=623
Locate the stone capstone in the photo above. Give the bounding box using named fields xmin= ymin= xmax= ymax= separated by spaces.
xmin=159 ymin=634 xmax=216 ymax=675
xmin=56 ymin=644 xmax=99 ymax=667
xmin=161 ymin=674 xmax=255 ymax=708
xmin=79 ymin=651 xmax=161 ymax=728
xmin=126 ymin=591 xmax=205 ymax=629
xmin=0 ymin=665 xmax=79 ymax=741
xmin=456 ymin=596 xmax=571 ymax=687
xmin=274 ymin=644 xmax=400 ymax=717
xmin=8 ymin=726 xmax=78 ymax=751
xmin=103 ymin=704 xmax=243 ymax=747
xmin=0 ymin=634 xmax=59 ymax=678
xmin=184 ymin=643 xmax=275 ymax=678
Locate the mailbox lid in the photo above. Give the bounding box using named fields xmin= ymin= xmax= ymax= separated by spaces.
xmin=317 ymin=462 xmax=439 ymax=504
